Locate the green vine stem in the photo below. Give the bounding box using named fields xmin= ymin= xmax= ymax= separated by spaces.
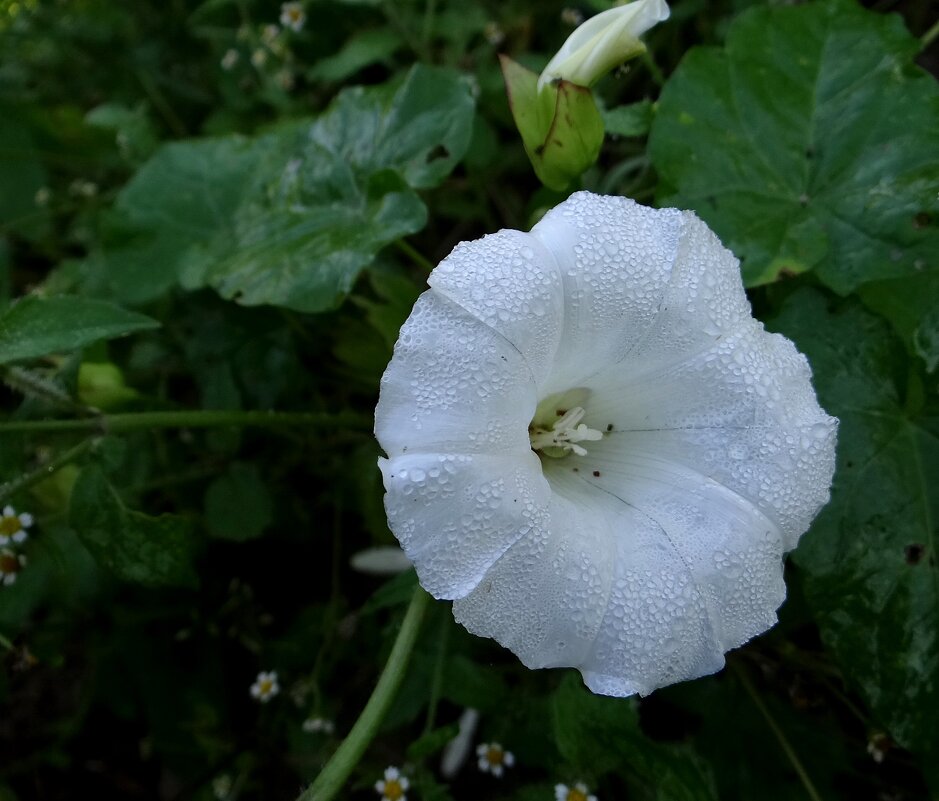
xmin=298 ymin=586 xmax=431 ymax=801
xmin=732 ymin=661 xmax=823 ymax=801
xmin=0 ymin=409 xmax=371 ymax=435
xmin=0 ymin=437 xmax=96 ymax=504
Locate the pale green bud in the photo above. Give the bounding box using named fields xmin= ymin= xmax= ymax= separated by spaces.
xmin=538 ymin=0 xmax=670 ymax=92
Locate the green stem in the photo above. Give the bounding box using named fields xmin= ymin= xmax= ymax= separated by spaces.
xmin=422 ymin=610 xmax=450 ymax=735
xmin=732 ymin=662 xmax=823 ymax=801
xmin=922 ymin=18 xmax=939 ymax=47
xmin=298 ymin=587 xmax=431 ymax=801
xmin=0 ymin=437 xmax=96 ymax=504
xmin=0 ymin=409 xmax=371 ymax=435
xmin=394 ymin=239 xmax=435 ymax=272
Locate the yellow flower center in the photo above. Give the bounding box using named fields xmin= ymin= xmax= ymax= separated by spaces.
xmin=0 ymin=516 xmax=21 ymax=536
xmin=383 ymin=780 xmax=404 ymax=801
xmin=259 ymin=679 xmax=274 ymax=695
xmin=567 ymin=790 xmax=588 ymax=801
xmin=0 ymin=553 xmax=19 ymax=573
xmin=486 ymin=747 xmax=504 ymax=765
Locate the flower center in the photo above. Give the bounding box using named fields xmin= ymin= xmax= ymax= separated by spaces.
xmin=0 ymin=516 xmax=20 ymax=536
xmin=566 ymin=790 xmax=588 ymax=801
xmin=383 ymin=780 xmax=404 ymax=801
xmin=529 ymin=389 xmax=603 ymax=458
xmin=0 ymin=552 xmax=19 ymax=573
xmin=486 ymin=747 xmax=504 ymax=765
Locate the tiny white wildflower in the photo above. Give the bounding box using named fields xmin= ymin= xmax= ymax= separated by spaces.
xmin=34 ymin=187 xmax=51 ymax=206
xmin=0 ymin=506 xmax=32 ymax=546
xmin=561 ymin=8 xmax=584 ymax=27
xmin=275 ymin=68 xmax=295 ymax=91
xmin=0 ymin=549 xmax=26 ymax=586
xmin=555 ymin=782 xmax=598 ymax=801
xmin=476 ymin=741 xmax=514 ymax=777
xmin=483 ymin=21 xmax=505 ymax=47
xmin=250 ymin=49 xmax=268 ymax=69
xmin=68 ymin=179 xmax=98 ymax=198
xmin=867 ymin=733 xmax=890 ymax=764
xmin=280 ymin=2 xmax=306 ymax=32
xmin=249 ymin=670 xmax=280 ymax=702
xmin=302 ymin=716 xmax=335 ymax=734
xmin=212 ymin=773 xmax=233 ymax=800
xmin=374 ymin=766 xmax=409 ymax=801
xmin=221 ymin=49 xmax=240 ymax=70
xmin=261 ymin=23 xmax=280 ymax=44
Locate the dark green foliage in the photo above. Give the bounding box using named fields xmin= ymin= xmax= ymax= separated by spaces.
xmin=0 ymin=1 xmax=936 ymax=800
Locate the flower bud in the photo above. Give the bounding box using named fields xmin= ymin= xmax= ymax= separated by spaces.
xmin=538 ymin=0 xmax=670 ymax=92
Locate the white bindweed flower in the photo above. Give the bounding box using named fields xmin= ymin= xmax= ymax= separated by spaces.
xmin=375 ymin=192 xmax=837 ymax=697
xmin=249 ymin=670 xmax=280 ymax=702
xmin=0 ymin=506 xmax=32 ymax=546
xmin=539 ymin=0 xmax=670 ymax=92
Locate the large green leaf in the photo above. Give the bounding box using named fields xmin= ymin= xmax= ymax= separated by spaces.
xmin=94 ymin=65 xmax=475 ymax=312
xmin=551 ymin=675 xmax=718 ymax=799
xmin=650 ymin=0 xmax=939 ymax=292
xmin=769 ymin=290 xmax=939 ymax=763
xmin=69 ymin=465 xmax=198 ymax=587
xmin=0 ymin=296 xmax=158 ymax=365
xmin=0 ymin=108 xmax=48 ymax=240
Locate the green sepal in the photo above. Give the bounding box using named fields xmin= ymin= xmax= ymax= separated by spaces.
xmin=500 ymin=55 xmax=605 ymax=191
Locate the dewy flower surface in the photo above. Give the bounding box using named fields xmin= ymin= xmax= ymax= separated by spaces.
xmin=375 ymin=192 xmax=837 ymax=696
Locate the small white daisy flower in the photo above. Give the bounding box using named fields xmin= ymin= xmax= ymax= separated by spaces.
xmin=0 ymin=549 xmax=26 ymax=586
xmin=261 ymin=23 xmax=280 ymax=44
xmin=0 ymin=506 xmax=33 ymax=546
xmin=68 ymin=179 xmax=98 ymax=198
xmin=279 ymin=2 xmax=305 ymax=32
xmin=555 ymin=782 xmax=598 ymax=801
xmin=483 ymin=21 xmax=505 ymax=46
xmin=34 ymin=187 xmax=51 ymax=206
xmin=275 ymin=68 xmax=295 ymax=91
xmin=221 ymin=49 xmax=240 ymax=70
xmin=249 ymin=670 xmax=280 ymax=703
xmin=867 ymin=733 xmax=890 ymax=764
xmin=250 ymin=49 xmax=268 ymax=68
xmin=212 ymin=773 xmax=233 ymax=800
xmin=561 ymin=8 xmax=584 ymax=27
xmin=302 ymin=716 xmax=335 ymax=734
xmin=374 ymin=766 xmax=409 ymax=801
xmin=476 ymin=741 xmax=514 ymax=777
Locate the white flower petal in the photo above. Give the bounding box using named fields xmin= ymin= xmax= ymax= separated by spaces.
xmin=453 ymin=493 xmax=616 ymax=670
xmin=375 ymin=291 xmax=537 ymax=458
xmin=380 ymin=451 xmax=551 ymax=599
xmin=428 ymin=229 xmax=564 ymax=389
xmin=584 ymin=319 xmax=837 ymax=549
xmin=350 ymin=546 xmax=413 ymax=576
xmin=531 ymin=194 xmax=685 ymax=395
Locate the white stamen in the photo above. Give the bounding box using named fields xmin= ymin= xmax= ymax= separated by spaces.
xmin=530 ymin=406 xmax=604 ymax=457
